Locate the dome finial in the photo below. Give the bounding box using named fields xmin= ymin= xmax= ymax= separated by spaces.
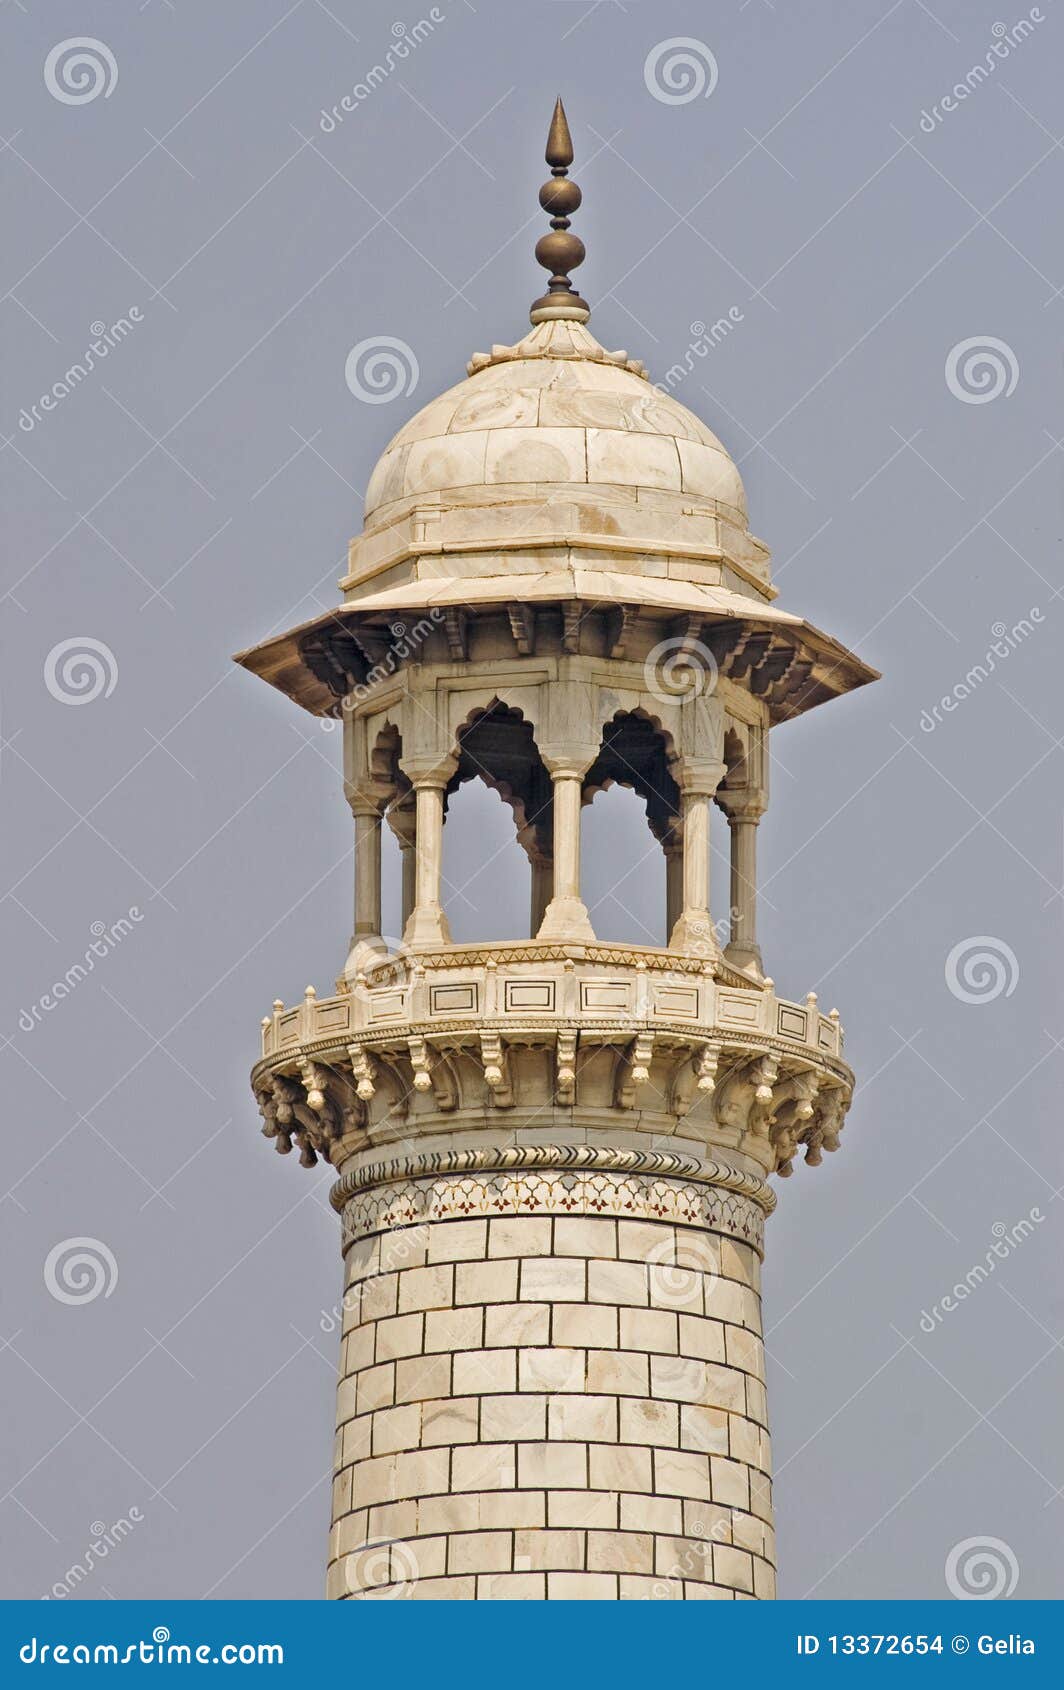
xmin=530 ymin=97 xmax=590 ymax=326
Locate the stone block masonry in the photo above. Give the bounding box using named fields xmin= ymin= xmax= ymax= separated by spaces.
xmin=327 ymin=1208 xmax=775 ymax=1600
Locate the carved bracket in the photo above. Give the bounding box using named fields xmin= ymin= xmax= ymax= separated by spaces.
xmin=715 ymin=1053 xmax=779 ymax=1140
xmin=555 ymin=1029 xmax=578 ymax=1105
xmin=479 ymin=1031 xmax=514 ymax=1108
xmin=770 ymin=1068 xmax=820 ymax=1176
xmin=615 ymin=1032 xmax=655 ymax=1110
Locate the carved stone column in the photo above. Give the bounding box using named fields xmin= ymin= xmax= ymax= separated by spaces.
xmin=668 ymin=758 xmax=726 ymax=956
xmin=664 ymin=839 xmax=683 ymax=941
xmin=386 ymin=795 xmax=418 ymax=934
xmin=400 ymin=756 xmax=458 ymax=949
xmin=344 ymin=786 xmax=391 ymax=979
xmin=535 ymin=749 xmax=596 ymax=942
xmin=529 ymin=849 xmax=553 ymax=937
xmin=353 ymin=804 xmax=383 ymax=938
xmin=718 ymin=792 xmax=766 ymax=979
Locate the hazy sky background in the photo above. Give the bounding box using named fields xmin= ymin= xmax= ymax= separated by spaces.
xmin=2 ymin=0 xmax=1061 ymax=1600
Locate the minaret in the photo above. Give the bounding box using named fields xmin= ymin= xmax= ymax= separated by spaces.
xmin=236 ymin=102 xmax=877 ymax=1601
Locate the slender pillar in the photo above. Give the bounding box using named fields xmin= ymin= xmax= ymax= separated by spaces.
xmin=529 ymin=851 xmax=553 ymax=936
xmin=536 ymin=758 xmax=595 ymax=942
xmin=343 ymin=792 xmax=388 ymax=979
xmin=664 ymin=840 xmax=683 ymax=941
xmin=720 ymin=793 xmax=766 ymax=978
xmin=353 ymin=805 xmax=383 ymax=941
xmin=668 ymin=759 xmax=726 ymax=956
xmin=386 ymin=796 xmax=418 ymax=934
xmin=400 ymin=757 xmax=457 ymax=949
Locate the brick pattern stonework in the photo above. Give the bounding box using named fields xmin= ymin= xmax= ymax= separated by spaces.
xmin=327 ymin=1205 xmax=774 ymax=1600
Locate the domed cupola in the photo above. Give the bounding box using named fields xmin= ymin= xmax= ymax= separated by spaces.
xmin=238 ymin=99 xmax=873 ymax=727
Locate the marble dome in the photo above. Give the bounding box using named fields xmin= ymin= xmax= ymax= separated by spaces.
xmin=362 ymin=319 xmax=748 ymax=532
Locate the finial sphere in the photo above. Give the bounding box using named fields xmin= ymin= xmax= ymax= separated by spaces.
xmin=540 ymin=176 xmax=581 ymax=217
xmin=530 ymin=96 xmax=590 ymax=325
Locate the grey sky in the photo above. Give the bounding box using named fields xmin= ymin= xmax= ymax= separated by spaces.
xmin=2 ymin=0 xmax=1061 ymax=1599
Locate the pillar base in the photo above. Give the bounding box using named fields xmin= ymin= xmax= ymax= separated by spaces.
xmin=668 ymin=909 xmax=721 ymax=961
xmin=343 ymin=934 xmax=388 ymax=982
xmin=724 ymin=942 xmax=764 ymax=980
xmin=402 ymin=902 xmax=452 ymax=948
xmin=535 ymin=894 xmax=596 ymax=942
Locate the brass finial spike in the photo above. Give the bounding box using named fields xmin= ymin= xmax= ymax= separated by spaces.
xmin=530 ymin=97 xmax=590 ymax=326
xmin=546 ymin=96 xmax=574 ymax=169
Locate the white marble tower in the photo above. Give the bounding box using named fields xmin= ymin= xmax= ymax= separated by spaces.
xmin=237 ymin=101 xmax=876 ymax=1600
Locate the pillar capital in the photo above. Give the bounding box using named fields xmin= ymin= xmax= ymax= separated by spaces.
xmin=671 ymin=755 xmax=727 ymax=798
xmin=398 ymin=752 xmax=459 ymax=789
xmin=717 ymin=788 xmax=767 ymax=824
xmin=343 ymin=776 xmax=393 ymax=816
xmin=537 ymin=743 xmax=600 ymax=781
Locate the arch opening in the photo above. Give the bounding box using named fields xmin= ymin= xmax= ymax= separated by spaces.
xmin=581 ymin=713 xmax=680 ymax=946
